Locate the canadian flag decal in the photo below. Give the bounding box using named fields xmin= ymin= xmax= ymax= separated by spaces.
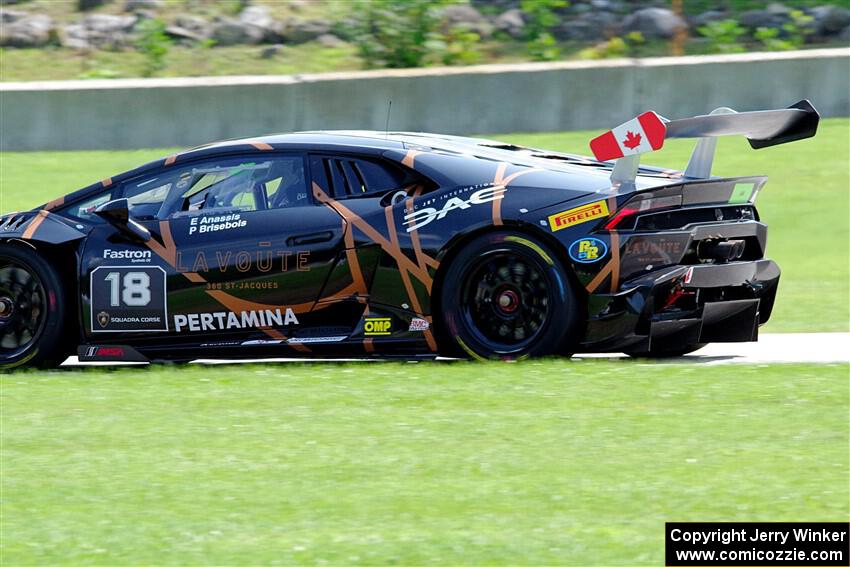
xmin=589 ymin=111 xmax=666 ymax=162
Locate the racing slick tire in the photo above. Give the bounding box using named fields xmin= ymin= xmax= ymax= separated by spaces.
xmin=0 ymin=244 xmax=72 ymax=370
xmin=624 ymin=343 xmax=707 ymax=358
xmin=439 ymin=231 xmax=582 ymax=360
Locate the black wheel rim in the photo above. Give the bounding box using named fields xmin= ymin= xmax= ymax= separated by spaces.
xmin=460 ymin=249 xmax=554 ymax=353
xmin=0 ymin=261 xmax=47 ymax=360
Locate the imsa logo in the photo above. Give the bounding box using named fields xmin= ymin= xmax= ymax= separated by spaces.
xmin=364 ymin=317 xmax=392 ymax=336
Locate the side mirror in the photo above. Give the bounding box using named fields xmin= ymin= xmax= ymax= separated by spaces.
xmin=94 ymin=198 xmax=151 ymax=242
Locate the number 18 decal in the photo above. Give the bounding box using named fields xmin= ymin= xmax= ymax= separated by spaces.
xmin=90 ymin=266 xmax=168 ymax=333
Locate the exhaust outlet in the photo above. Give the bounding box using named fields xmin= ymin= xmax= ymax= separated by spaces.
xmin=697 ymin=239 xmax=746 ymax=263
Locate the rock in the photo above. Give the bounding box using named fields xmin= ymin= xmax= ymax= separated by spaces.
xmin=282 ymin=18 xmax=329 ymax=44
xmin=690 ymin=10 xmax=730 ymax=28
xmin=0 ymin=13 xmax=52 ymax=47
xmin=555 ymin=11 xmax=620 ymax=41
xmin=78 ymin=0 xmax=107 ymax=10
xmin=83 ymin=13 xmax=136 ymax=34
xmin=175 ymin=14 xmax=208 ymax=37
xmin=124 ymin=0 xmax=162 ymax=11
xmin=235 ymin=5 xmax=282 ymax=42
xmin=739 ymin=9 xmax=784 ymax=29
xmin=494 ymin=8 xmax=525 ymax=39
xmin=590 ymin=0 xmax=621 ymax=11
xmin=316 ymin=33 xmax=344 ymax=47
xmin=440 ymin=4 xmax=491 ymax=37
xmin=211 ymin=17 xmax=265 ymax=45
xmin=471 ymin=0 xmax=520 ymax=11
xmin=239 ymin=5 xmax=273 ymax=29
xmin=165 ymin=24 xmax=205 ymax=42
xmin=260 ymin=44 xmax=282 ymax=59
xmin=811 ymin=5 xmax=850 ymax=36
xmin=59 ymin=14 xmax=137 ymax=49
xmin=766 ymin=2 xmax=790 ymax=16
xmin=622 ymin=7 xmax=685 ymax=39
xmin=0 ymin=8 xmax=27 ymax=23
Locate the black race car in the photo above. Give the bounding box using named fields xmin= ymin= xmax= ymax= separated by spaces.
xmin=0 ymin=100 xmax=819 ymax=369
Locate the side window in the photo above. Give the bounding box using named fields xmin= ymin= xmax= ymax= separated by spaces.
xmin=120 ymin=155 xmax=310 ymax=219
xmin=60 ymin=192 xmax=113 ymax=222
xmin=319 ymin=157 xmax=411 ymax=199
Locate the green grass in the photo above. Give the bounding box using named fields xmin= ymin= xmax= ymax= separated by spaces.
xmin=1 ymin=118 xmax=847 ymax=332
xmin=2 ymin=361 xmax=847 ymax=565
xmin=0 ymin=44 xmax=364 ymax=82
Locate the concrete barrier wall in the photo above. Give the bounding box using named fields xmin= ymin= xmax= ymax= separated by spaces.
xmin=1 ymin=48 xmax=848 ymax=151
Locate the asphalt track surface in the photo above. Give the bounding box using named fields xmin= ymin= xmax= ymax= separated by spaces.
xmin=61 ymin=333 xmax=849 ymax=367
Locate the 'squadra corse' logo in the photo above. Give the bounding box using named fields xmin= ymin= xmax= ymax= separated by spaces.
xmin=404 ymin=186 xmax=506 ymax=233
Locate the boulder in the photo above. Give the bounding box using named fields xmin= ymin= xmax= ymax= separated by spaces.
xmin=282 ymin=18 xmax=330 ymax=44
xmin=165 ymin=24 xmax=205 ymax=42
xmin=589 ymin=0 xmax=622 ymax=11
xmin=124 ymin=0 xmax=162 ymax=11
xmin=260 ymin=44 xmax=283 ymax=59
xmin=0 ymin=13 xmax=53 ymax=47
xmin=622 ymin=7 xmax=686 ymax=39
xmin=0 ymin=8 xmax=26 ymax=23
xmin=739 ymin=9 xmax=786 ymax=29
xmin=83 ymin=13 xmax=136 ymax=34
xmin=810 ymin=5 xmax=850 ymax=36
xmin=211 ymin=17 xmax=265 ymax=45
xmin=239 ymin=5 xmax=274 ymax=29
xmin=556 ymin=11 xmax=620 ymax=41
xmin=440 ymin=4 xmax=492 ymax=38
xmin=59 ymin=14 xmax=137 ymax=49
xmin=175 ymin=14 xmax=209 ymax=37
xmin=493 ymin=8 xmax=525 ymax=39
xmin=316 ymin=33 xmax=345 ymax=47
xmin=690 ymin=10 xmax=730 ymax=28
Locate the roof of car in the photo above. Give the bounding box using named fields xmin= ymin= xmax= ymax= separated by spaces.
xmin=41 ymin=130 xmax=683 ymax=212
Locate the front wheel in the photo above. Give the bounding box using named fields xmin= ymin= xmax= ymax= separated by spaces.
xmin=0 ymin=244 xmax=72 ymax=370
xmin=438 ymin=232 xmax=582 ymax=360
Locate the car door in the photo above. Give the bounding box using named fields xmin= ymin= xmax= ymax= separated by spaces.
xmin=80 ymin=153 xmax=349 ymax=344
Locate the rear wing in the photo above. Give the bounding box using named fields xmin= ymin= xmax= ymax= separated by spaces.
xmin=590 ymin=99 xmax=819 ymax=184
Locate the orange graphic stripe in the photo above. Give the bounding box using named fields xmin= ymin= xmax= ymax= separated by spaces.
xmin=313 ymin=183 xmax=433 ymax=287
xmin=22 ymin=210 xmax=49 ymax=240
xmin=183 ymin=272 xmax=206 ymax=283
xmin=491 ymin=163 xmax=543 ymax=226
xmin=250 ymin=141 xmax=274 ymax=151
xmin=402 ymin=149 xmax=422 ymax=168
xmin=102 ymin=177 xmax=113 ymax=187
xmin=164 ymin=155 xmax=177 ymax=166
xmin=43 ymin=197 xmax=65 ymax=211
xmin=585 ymin=231 xmax=621 ymax=294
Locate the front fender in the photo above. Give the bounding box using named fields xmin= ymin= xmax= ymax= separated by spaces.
xmin=1 ymin=211 xmax=87 ymax=245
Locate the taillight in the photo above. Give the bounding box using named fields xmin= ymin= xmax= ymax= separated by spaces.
xmin=604 ymin=193 xmax=682 ymax=230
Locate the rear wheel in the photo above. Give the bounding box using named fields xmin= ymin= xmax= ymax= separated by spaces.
xmin=439 ymin=232 xmax=582 ymax=360
xmin=0 ymin=244 xmax=72 ymax=370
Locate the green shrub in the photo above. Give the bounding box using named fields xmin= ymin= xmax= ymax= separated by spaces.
xmin=352 ymin=0 xmax=480 ymax=69
xmin=578 ymin=31 xmax=644 ymax=60
xmin=134 ymin=18 xmax=172 ymax=77
xmin=697 ymin=19 xmax=746 ymax=54
xmin=520 ymin=0 xmax=568 ymax=61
